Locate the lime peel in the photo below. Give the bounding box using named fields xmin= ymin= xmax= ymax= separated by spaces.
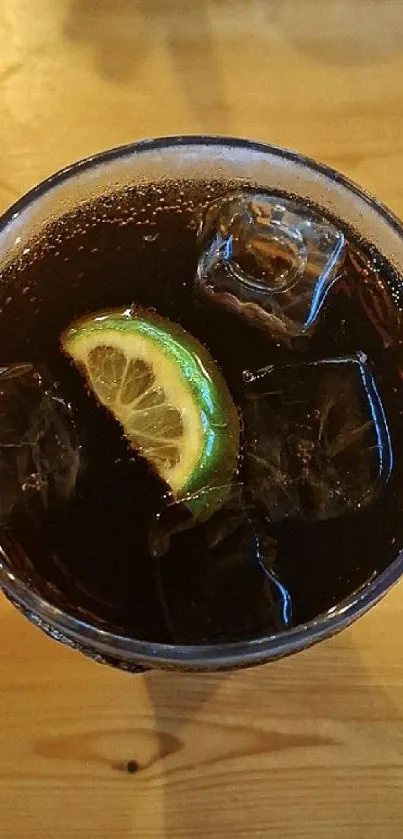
xmin=61 ymin=307 xmax=240 ymax=518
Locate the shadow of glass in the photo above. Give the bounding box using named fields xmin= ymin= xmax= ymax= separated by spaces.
xmin=143 ymin=627 xmax=403 ymax=838
xmin=2 ymin=594 xmax=403 ymax=838
xmin=263 ymin=0 xmax=403 ymax=68
xmin=63 ymin=0 xmax=233 ymax=129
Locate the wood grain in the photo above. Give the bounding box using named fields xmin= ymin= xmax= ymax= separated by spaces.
xmin=1 ymin=1 xmax=403 ymax=836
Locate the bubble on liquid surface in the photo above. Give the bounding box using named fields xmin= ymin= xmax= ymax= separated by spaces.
xmin=196 ymin=192 xmax=346 ymax=343
xmin=243 ymin=353 xmax=393 ymax=522
xmin=0 ymin=363 xmax=81 ymax=523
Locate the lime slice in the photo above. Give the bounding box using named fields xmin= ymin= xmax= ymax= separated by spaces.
xmin=60 ymin=307 xmax=240 ymax=517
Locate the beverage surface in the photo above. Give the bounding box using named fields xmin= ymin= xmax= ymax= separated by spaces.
xmin=0 ymin=178 xmax=403 ymax=644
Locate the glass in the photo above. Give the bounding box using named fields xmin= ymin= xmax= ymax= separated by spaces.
xmin=0 ymin=136 xmax=403 ymax=673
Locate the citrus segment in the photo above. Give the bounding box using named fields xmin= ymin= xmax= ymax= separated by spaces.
xmin=61 ymin=307 xmax=240 ymax=516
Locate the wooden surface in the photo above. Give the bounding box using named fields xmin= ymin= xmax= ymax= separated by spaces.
xmin=1 ymin=1 xmax=403 ymax=836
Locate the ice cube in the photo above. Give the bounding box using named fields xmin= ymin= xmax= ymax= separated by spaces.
xmin=0 ymin=363 xmax=81 ymax=523
xmin=196 ymin=192 xmax=345 ymax=342
xmin=243 ymin=353 xmax=392 ymax=521
xmin=148 ymin=484 xmax=292 ymax=641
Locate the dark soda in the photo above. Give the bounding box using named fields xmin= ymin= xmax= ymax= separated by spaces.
xmin=1 ymin=178 xmax=403 ymax=644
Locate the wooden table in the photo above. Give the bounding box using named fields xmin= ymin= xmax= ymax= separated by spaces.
xmin=1 ymin=1 xmax=403 ymax=836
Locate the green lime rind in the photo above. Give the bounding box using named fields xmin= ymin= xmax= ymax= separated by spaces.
xmin=61 ymin=307 xmax=240 ymax=519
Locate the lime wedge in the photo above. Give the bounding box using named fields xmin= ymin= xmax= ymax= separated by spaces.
xmin=61 ymin=307 xmax=240 ymax=517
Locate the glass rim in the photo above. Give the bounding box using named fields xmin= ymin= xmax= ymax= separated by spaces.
xmin=1 ymin=543 xmax=402 ymax=668
xmin=1 ymin=134 xmax=403 ymax=669
xmin=2 ymin=134 xmax=403 ymax=239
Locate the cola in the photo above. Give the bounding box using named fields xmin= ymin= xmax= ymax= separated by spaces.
xmin=0 ymin=178 xmax=402 ymax=644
